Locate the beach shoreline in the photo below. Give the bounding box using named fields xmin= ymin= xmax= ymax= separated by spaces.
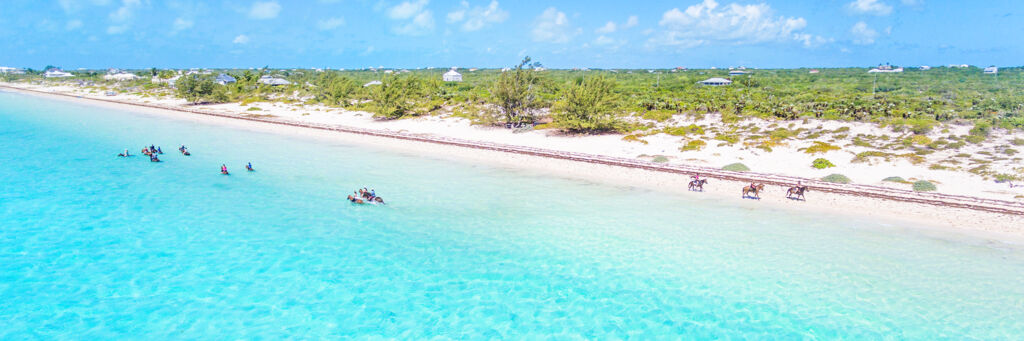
xmin=3 ymin=84 xmax=1023 ymax=243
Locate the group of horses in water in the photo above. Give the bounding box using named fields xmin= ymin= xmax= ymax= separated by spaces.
xmin=686 ymin=175 xmax=809 ymax=201
xmin=117 ymin=144 xmax=254 ymax=175
xmin=348 ymin=188 xmax=385 ymax=204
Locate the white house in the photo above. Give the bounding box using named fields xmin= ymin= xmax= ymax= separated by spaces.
xmin=868 ymin=66 xmax=904 ymax=73
xmin=104 ymin=72 xmax=140 ymax=81
xmin=215 ymin=73 xmax=236 ymax=85
xmin=363 ymin=80 xmax=382 ymax=87
xmin=728 ymin=70 xmax=748 ymax=76
xmin=442 ymin=68 xmax=462 ymax=82
xmin=920 ymin=66 xmax=932 ymax=70
xmin=258 ymin=75 xmax=292 ymax=86
xmin=0 ymin=66 xmax=25 ymax=74
xmin=44 ymin=69 xmax=74 ymax=78
xmin=809 ymin=69 xmax=820 ymax=74
xmin=983 ymin=66 xmax=998 ymax=74
xmin=697 ymin=78 xmax=732 ymax=86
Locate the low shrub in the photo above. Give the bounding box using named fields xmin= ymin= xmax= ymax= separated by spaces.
xmin=1012 ymin=138 xmax=1024 ymax=146
xmin=714 ymin=134 xmax=739 ymax=144
xmin=722 ymin=163 xmax=750 ymax=172
xmin=821 ymin=173 xmax=851 ymax=184
xmin=812 ymin=158 xmax=835 ymax=169
xmin=652 ymin=155 xmax=669 ymax=163
xmin=883 ymin=176 xmax=910 ymax=183
xmin=912 ymin=180 xmax=937 ymax=192
xmin=622 ymin=134 xmax=649 ymax=145
xmin=680 ymin=139 xmax=707 ymax=151
xmin=663 ymin=124 xmax=704 ymax=136
xmin=801 ymin=141 xmax=841 ymax=154
xmin=246 ymin=106 xmax=262 ymax=111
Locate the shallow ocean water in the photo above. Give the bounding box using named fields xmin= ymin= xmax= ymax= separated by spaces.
xmin=1 ymin=91 xmax=1024 ymax=339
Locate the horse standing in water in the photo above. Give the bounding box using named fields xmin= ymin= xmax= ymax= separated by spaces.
xmin=688 ymin=179 xmax=708 ymax=191
xmin=742 ymin=184 xmax=765 ymax=199
xmin=786 ymin=185 xmax=809 ymax=201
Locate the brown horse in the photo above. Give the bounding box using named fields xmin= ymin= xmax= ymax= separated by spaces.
xmin=786 ymin=185 xmax=809 ymax=201
xmin=688 ymin=179 xmax=708 ymax=191
xmin=742 ymin=184 xmax=765 ymax=199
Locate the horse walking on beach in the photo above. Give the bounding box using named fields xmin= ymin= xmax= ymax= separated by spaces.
xmin=688 ymin=179 xmax=708 ymax=192
xmin=742 ymin=184 xmax=765 ymax=199
xmin=786 ymin=185 xmax=808 ymax=201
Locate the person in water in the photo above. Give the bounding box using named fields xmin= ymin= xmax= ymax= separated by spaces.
xmin=156 ymin=147 xmax=163 ymax=154
xmin=221 ymin=164 xmax=229 ymax=175
xmin=246 ymin=162 xmax=254 ymax=171
xmin=150 ymin=154 xmax=160 ymax=162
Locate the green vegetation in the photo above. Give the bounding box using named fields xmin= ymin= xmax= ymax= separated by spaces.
xmin=722 ymin=162 xmax=750 ymax=172
xmin=801 ymin=141 xmax=841 ymax=154
xmin=11 ymin=63 xmax=1024 ymax=135
xmin=680 ymin=139 xmax=707 ymax=151
xmin=621 ymin=134 xmax=648 ymax=144
xmin=175 ymin=75 xmax=226 ymax=104
xmin=553 ymin=75 xmax=625 ymax=133
xmin=491 ymin=57 xmax=540 ymax=127
xmin=652 ymin=155 xmax=669 ymax=163
xmin=912 ymin=180 xmax=937 ymax=192
xmin=812 ymin=158 xmax=835 ymax=169
xmin=821 ymin=173 xmax=851 ymax=184
xmin=883 ymin=176 xmax=910 ymax=184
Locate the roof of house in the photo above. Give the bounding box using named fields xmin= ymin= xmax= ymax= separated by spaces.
xmin=698 ymin=77 xmax=732 ymax=85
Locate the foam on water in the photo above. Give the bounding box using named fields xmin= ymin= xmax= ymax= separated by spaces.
xmin=2 ymin=92 xmax=1024 ymax=339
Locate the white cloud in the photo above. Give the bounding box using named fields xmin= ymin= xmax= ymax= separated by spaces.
xmin=233 ymin=34 xmax=250 ymax=44
xmin=317 ymin=17 xmax=345 ymax=30
xmin=109 ymin=0 xmax=140 ymax=22
xmin=594 ymin=35 xmax=616 ymax=45
xmin=648 ymin=0 xmax=814 ymax=48
xmin=106 ymin=25 xmax=128 ymax=34
xmin=66 ymin=20 xmax=83 ymax=31
xmin=851 ymin=21 xmax=877 ymax=45
xmin=596 ymin=15 xmax=639 ymax=34
xmin=388 ymin=0 xmax=435 ymax=35
xmin=450 ymin=1 xmax=507 ymax=31
xmin=847 ymin=0 xmax=892 ymax=15
xmin=172 ymin=18 xmax=193 ymax=32
xmin=624 ymin=15 xmax=638 ymax=28
xmin=596 ymin=21 xmax=616 ymax=34
xmin=106 ymin=0 xmax=140 ymax=34
xmin=532 ymin=7 xmax=579 ymax=43
xmin=59 ymin=0 xmax=112 ymax=13
xmin=389 ymin=0 xmax=428 ymax=19
xmin=249 ymin=1 xmax=281 ymax=19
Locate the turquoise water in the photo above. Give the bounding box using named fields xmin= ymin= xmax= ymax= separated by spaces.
xmin=2 ymin=92 xmax=1024 ymax=339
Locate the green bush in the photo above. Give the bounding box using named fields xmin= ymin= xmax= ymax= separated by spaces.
xmin=883 ymin=176 xmax=908 ymax=183
xmin=714 ymin=134 xmax=739 ymax=144
xmin=663 ymin=124 xmax=705 ymax=136
xmin=821 ymin=173 xmax=851 ymax=184
xmin=801 ymin=141 xmax=840 ymax=154
xmin=246 ymin=106 xmax=262 ymax=111
xmin=1011 ymin=138 xmax=1024 ymax=146
xmin=680 ymin=139 xmax=707 ymax=151
xmin=722 ymin=163 xmax=750 ymax=172
xmin=652 ymin=156 xmax=669 ymax=163
xmin=912 ymin=180 xmax=937 ymax=192
xmin=812 ymin=158 xmax=835 ymax=169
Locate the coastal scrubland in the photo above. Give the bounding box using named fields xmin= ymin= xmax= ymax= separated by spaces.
xmin=4 ymin=60 xmax=1024 ymax=193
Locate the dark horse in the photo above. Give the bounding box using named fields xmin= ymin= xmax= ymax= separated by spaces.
xmin=742 ymin=184 xmax=765 ymax=199
xmin=688 ymin=179 xmax=708 ymax=191
xmin=786 ymin=185 xmax=809 ymax=201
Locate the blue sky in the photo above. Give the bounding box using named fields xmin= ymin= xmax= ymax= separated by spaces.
xmin=1 ymin=0 xmax=1020 ymax=69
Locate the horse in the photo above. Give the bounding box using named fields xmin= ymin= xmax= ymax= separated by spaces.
xmin=786 ymin=185 xmax=809 ymax=201
xmin=742 ymin=184 xmax=765 ymax=199
xmin=688 ymin=179 xmax=708 ymax=191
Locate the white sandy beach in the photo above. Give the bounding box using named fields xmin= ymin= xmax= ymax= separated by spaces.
xmin=2 ymin=82 xmax=1023 ymax=243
